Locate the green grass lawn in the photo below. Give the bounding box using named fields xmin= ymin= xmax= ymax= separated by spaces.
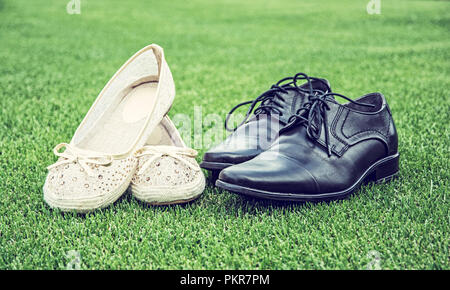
xmin=0 ymin=0 xmax=449 ymax=269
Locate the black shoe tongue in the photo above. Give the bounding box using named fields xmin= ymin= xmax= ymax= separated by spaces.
xmin=248 ymin=87 xmax=306 ymax=125
xmin=310 ymin=78 xmax=332 ymax=94
xmin=251 ymin=77 xmax=332 ymax=126
xmin=277 ymin=88 xmax=309 ymax=124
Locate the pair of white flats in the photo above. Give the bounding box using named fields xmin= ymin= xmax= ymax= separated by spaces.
xmin=43 ymin=44 xmax=205 ymax=212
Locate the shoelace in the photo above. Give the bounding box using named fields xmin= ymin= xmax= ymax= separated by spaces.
xmin=134 ymin=145 xmax=200 ymax=175
xmin=47 ymin=143 xmax=114 ymax=176
xmin=282 ymin=92 xmax=376 ymax=157
xmin=224 ymin=73 xmax=330 ymax=132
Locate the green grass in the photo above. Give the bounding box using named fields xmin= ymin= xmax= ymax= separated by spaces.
xmin=0 ymin=0 xmax=449 ymax=269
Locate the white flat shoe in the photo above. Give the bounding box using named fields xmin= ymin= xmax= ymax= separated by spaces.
xmin=44 ymin=44 xmax=175 ymax=212
xmin=131 ymin=116 xmax=205 ymax=205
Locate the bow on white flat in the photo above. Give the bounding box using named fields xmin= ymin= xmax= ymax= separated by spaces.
xmin=134 ymin=145 xmax=201 ymax=175
xmin=47 ymin=143 xmax=114 ymax=176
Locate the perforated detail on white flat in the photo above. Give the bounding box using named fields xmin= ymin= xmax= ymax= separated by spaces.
xmin=44 ymin=156 xmax=137 ymax=200
xmin=130 ymin=118 xmax=206 ymax=203
xmin=132 ymin=154 xmax=200 ymax=187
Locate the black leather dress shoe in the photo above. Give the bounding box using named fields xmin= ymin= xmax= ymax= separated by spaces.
xmin=216 ymin=92 xmax=399 ymax=201
xmin=200 ymin=73 xmax=331 ymax=172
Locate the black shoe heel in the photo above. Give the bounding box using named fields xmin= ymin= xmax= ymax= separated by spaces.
xmin=205 ymin=170 xmax=221 ymax=187
xmin=368 ymin=154 xmax=399 ymax=184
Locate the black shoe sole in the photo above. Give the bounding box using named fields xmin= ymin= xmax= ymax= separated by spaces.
xmin=215 ymin=153 xmax=399 ymax=202
xmin=200 ymin=161 xmax=234 ymax=171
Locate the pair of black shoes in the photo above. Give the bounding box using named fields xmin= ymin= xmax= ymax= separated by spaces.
xmin=201 ymin=73 xmax=399 ymax=201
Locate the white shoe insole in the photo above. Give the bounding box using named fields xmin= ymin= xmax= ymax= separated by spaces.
xmin=77 ymin=82 xmax=158 ymax=154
